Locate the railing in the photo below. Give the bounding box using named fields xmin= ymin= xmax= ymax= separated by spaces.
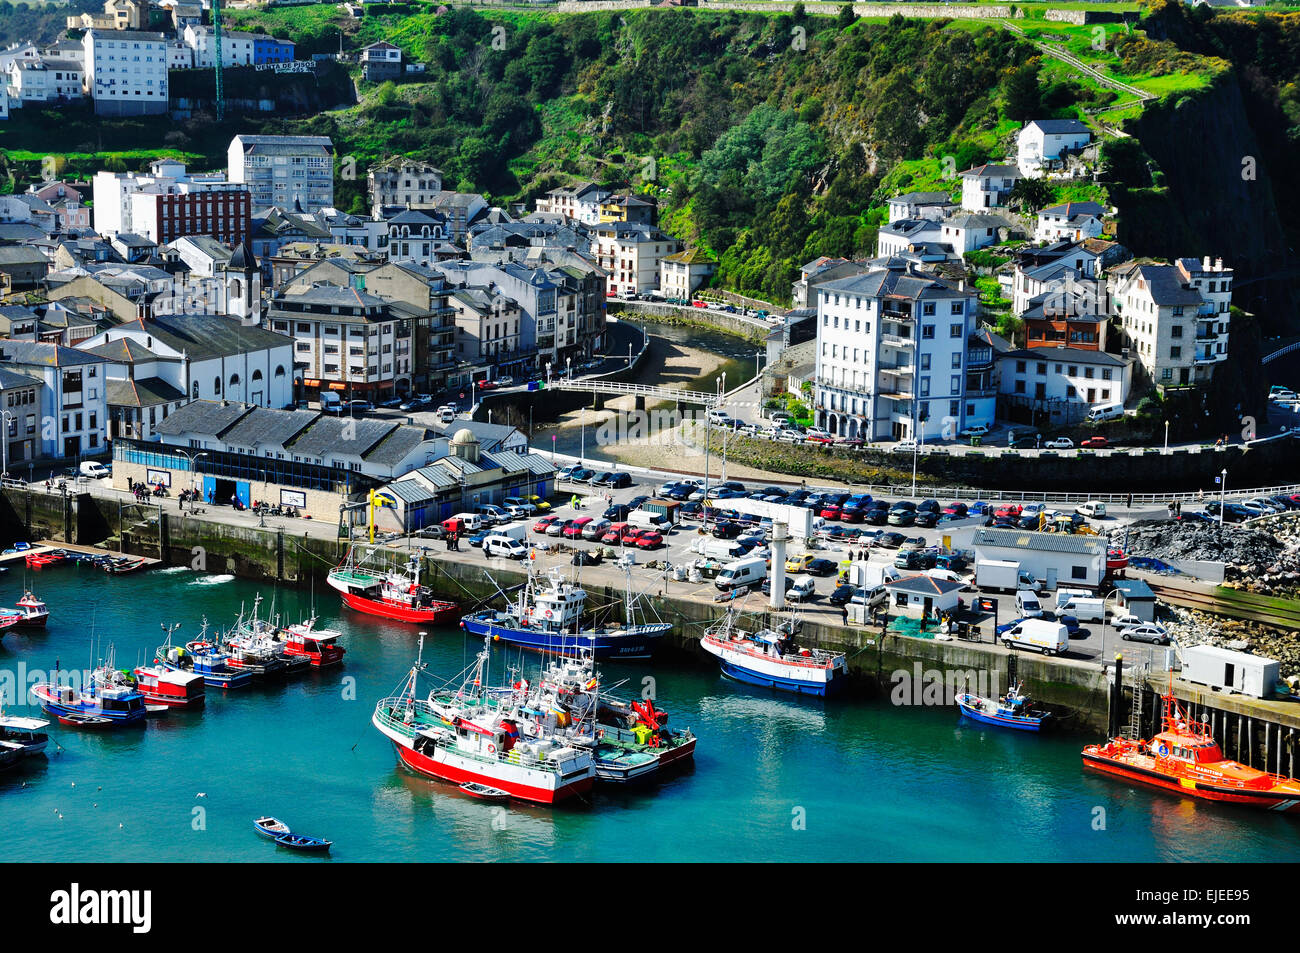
xmin=548 ymin=377 xmax=719 ymax=405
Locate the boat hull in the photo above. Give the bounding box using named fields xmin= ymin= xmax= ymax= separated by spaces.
xmin=716 ymin=657 xmax=839 ymax=696
xmin=956 ymin=696 xmax=1046 ymax=732
xmin=341 ymin=590 xmax=457 ymax=624
xmin=31 ymin=686 xmax=145 ymax=725
xmin=1082 ymin=751 xmax=1300 ymax=812
xmin=391 ymin=740 xmax=592 ymax=804
xmin=461 ymin=615 xmax=664 ymax=660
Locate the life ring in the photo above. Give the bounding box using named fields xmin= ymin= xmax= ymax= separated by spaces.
xmin=544 ymin=609 xmax=553 ymax=619
xmin=488 ymin=743 xmax=496 ymax=754
xmin=597 ymin=729 xmax=604 ymax=739
xmin=1157 ymin=743 xmax=1168 ymax=756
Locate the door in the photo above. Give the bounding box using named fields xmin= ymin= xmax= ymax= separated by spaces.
xmin=1045 ymin=567 xmax=1058 ymax=590
xmin=235 ymin=481 xmax=251 ymax=508
xmin=203 ymin=476 xmax=217 ymax=504
xmin=1224 ymin=663 xmax=1235 ymax=690
xmin=63 ymin=435 xmax=80 ymax=459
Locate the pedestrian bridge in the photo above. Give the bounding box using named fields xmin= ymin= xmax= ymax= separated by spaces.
xmin=547 ymin=378 xmax=720 ymax=406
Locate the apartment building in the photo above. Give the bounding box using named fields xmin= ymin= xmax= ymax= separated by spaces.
xmin=813 ymin=258 xmax=988 ymax=441
xmin=228 ymin=134 xmax=335 ymax=213
xmin=368 ymin=158 xmax=444 ymax=215
xmin=591 ymin=221 xmax=679 ymax=296
xmin=93 ymin=160 xmax=252 ymax=246
xmin=82 ymin=29 xmax=169 ymax=117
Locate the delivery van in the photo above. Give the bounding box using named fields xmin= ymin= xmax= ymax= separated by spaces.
xmin=628 ymin=509 xmax=670 ymax=531
xmin=483 ymin=535 xmax=528 ymax=559
xmin=79 ymin=461 xmax=111 ymax=479
xmin=715 ymin=556 xmax=767 ymax=592
xmin=1015 ymin=589 xmax=1045 ymax=618
xmin=320 ymin=391 xmax=343 ymax=413
xmin=1000 ymin=618 xmax=1070 ymax=656
xmin=693 ymin=537 xmax=747 ymax=560
xmin=444 ymin=513 xmax=484 ymax=533
xmin=1054 ymin=596 xmax=1107 ymax=623
xmin=1085 ymin=402 xmax=1124 ymax=424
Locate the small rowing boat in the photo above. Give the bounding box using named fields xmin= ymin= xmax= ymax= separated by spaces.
xmin=458 ymin=782 xmax=511 ymax=801
xmin=56 ymin=713 xmax=115 ymax=729
xmin=253 ymin=816 xmax=291 ymax=839
xmin=274 ymin=832 xmax=332 ymax=853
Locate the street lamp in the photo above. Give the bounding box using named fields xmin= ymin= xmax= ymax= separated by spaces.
xmin=1219 ymin=468 xmax=1228 ymax=529
xmin=0 ymin=410 xmax=14 ymax=479
xmin=1163 ymin=420 xmax=1169 ymax=453
xmin=1099 ymin=588 xmax=1124 ymax=665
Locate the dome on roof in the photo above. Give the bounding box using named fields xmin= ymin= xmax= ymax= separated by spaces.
xmin=451 ymin=428 xmax=476 ymax=444
xmin=228 ymin=241 xmax=258 ymax=272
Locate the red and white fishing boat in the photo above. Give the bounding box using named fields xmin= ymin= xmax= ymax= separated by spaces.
xmin=281 ymin=617 xmax=346 ymax=668
xmin=371 ymin=635 xmax=594 ymax=805
xmin=328 ymin=547 xmax=457 ymax=624
xmin=8 ymin=591 xmax=48 ymax=627
xmin=130 ymin=664 xmax=206 ymax=710
xmin=1106 ymin=548 xmax=1129 ymax=572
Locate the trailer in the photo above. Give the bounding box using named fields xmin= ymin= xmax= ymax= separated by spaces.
xmin=1182 ymin=645 xmax=1279 ymax=699
xmin=975 ymin=559 xmax=1040 ymax=593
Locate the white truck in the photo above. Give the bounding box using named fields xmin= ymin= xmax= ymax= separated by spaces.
xmin=976 ymin=559 xmax=1041 ymax=593
xmin=1000 ymin=618 xmax=1069 ymax=656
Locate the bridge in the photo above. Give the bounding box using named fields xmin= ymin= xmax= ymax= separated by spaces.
xmin=546 ymin=377 xmax=720 ymax=408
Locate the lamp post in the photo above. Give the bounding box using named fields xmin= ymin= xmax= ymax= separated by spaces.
xmin=1099 ymin=587 xmax=1123 ymax=666
xmin=0 ymin=410 xmax=13 ymax=479
xmin=1219 ymin=468 xmax=1228 ymax=529
xmin=1163 ymin=420 xmax=1169 ymax=453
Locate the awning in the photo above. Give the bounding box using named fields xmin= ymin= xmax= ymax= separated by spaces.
xmin=302 ymin=379 xmax=321 ymax=388
xmin=328 ymin=382 xmax=347 ymax=391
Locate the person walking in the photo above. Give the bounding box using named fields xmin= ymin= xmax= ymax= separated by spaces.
xmin=1126 ymin=492 xmax=1133 ymax=510
xmin=840 ymin=604 xmax=849 ymax=626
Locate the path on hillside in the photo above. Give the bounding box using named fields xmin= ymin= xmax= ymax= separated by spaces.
xmin=1002 ymin=20 xmax=1156 ymax=108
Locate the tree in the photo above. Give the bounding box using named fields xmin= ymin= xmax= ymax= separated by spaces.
xmin=837 ymin=4 xmax=856 ymax=29
xmin=1008 ymin=176 xmax=1055 ymax=212
xmin=1003 ymin=58 xmax=1043 ymax=121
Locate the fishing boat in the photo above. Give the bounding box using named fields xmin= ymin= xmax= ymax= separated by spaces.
xmin=372 ymin=636 xmax=595 ymax=805
xmin=1082 ymin=685 xmax=1300 ymax=812
xmin=1106 ymin=548 xmax=1129 ymax=572
xmin=25 ymin=552 xmax=65 ymax=569
xmin=460 ymin=563 xmax=670 ymax=659
xmin=275 ymin=832 xmax=332 ymax=852
xmin=956 ymin=678 xmax=1051 ymax=732
xmin=31 ymin=653 xmax=147 ymax=726
xmin=157 ymin=623 xmax=255 ymax=690
xmin=222 ymin=597 xmax=308 ymax=676
xmin=130 ymin=665 xmax=206 ymax=710
xmin=0 ymin=697 xmax=49 ymax=757
xmin=0 ymin=612 xmax=23 ymax=638
xmin=700 ymin=607 xmax=847 ymax=696
xmin=0 ymin=740 xmax=26 ymax=770
xmin=328 ymin=547 xmax=457 ymax=624
xmin=4 ymin=591 xmax=48 ymax=627
xmin=253 ymin=816 xmax=292 ymax=839
xmin=281 ymin=617 xmax=345 ymax=668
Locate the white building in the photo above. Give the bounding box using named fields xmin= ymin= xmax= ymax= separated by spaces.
xmin=82 ymin=29 xmax=168 ymax=117
xmin=659 ymin=247 xmax=716 ymax=301
xmin=973 ymin=528 xmax=1108 ymax=590
xmin=92 ymin=159 xmax=251 ymax=246
xmin=7 ymin=58 xmax=84 ymax=106
xmin=1017 ymin=119 xmax=1092 ymax=178
xmin=0 ymin=340 xmax=108 ymax=460
xmin=591 ymin=222 xmax=680 ymax=296
xmin=886 ymin=191 xmax=954 ymax=224
xmin=878 ymin=218 xmax=945 ymax=258
xmin=182 ymin=25 xmax=256 ymax=68
xmin=959 ymin=163 xmax=1020 ymax=212
xmin=812 ymin=258 xmax=991 ymax=442
xmin=535 ymin=182 xmax=610 ymax=226
xmin=384 ymin=209 xmax=451 ymax=268
xmin=228 ymin=134 xmax=335 ymax=213
xmin=939 ymin=213 xmax=1009 ymax=255
xmin=998 ymin=346 xmax=1131 ymax=413
xmin=1034 ymin=201 xmax=1106 ymax=243
xmin=1107 ymin=256 xmax=1232 ymax=390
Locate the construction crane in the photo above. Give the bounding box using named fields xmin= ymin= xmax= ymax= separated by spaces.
xmin=212 ymin=0 xmax=224 ymax=121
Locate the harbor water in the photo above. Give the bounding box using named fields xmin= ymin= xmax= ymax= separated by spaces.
xmin=2 ymin=566 xmax=1298 ymax=862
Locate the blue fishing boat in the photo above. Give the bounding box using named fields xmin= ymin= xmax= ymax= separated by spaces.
xmin=253 ymin=816 xmax=291 ymax=840
xmin=700 ymin=608 xmax=847 ymax=697
xmin=156 ymin=622 xmax=255 ymax=690
xmin=460 ymin=565 xmax=668 ymax=660
xmin=30 ymin=649 xmax=146 ymax=726
xmin=955 ymin=679 xmax=1051 ymax=732
xmin=275 ymin=832 xmax=332 ymax=853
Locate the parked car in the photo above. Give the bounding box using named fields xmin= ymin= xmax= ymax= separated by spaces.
xmin=959 ymin=424 xmax=989 ymax=438
xmin=532 ymin=515 xmax=561 ymax=534
xmin=829 ymin=583 xmax=857 ymax=606
xmin=635 ymin=531 xmax=664 ymax=549
xmin=1043 ymin=437 xmax=1074 ymax=449
xmin=805 ymin=558 xmax=839 ymax=577
xmin=1080 ymin=436 xmax=1109 ymax=449
xmin=1121 ymin=623 xmax=1171 ymax=645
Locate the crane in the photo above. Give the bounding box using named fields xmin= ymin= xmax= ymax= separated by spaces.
xmin=212 ymin=0 xmax=224 ymax=121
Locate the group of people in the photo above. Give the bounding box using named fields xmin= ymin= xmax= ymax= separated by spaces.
xmin=443 ymin=532 xmax=460 ymax=551
xmin=125 ymin=478 xmax=167 ymax=503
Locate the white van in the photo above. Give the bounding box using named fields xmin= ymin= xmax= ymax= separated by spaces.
xmin=80 ymin=461 xmax=111 ymax=479
xmin=447 ymin=512 xmax=485 ymax=533
xmin=1054 ymin=588 xmax=1093 ymax=610
xmin=715 ymin=556 xmax=767 ymax=592
xmin=1085 ymin=402 xmax=1124 ymax=424
xmin=628 ymin=510 xmax=669 ymax=531
xmin=483 ymin=535 xmax=528 ymax=559
xmin=1055 ymin=596 xmax=1107 ymax=623
xmin=850 ymin=584 xmax=888 ymax=610
xmin=475 ymin=504 xmax=507 ymax=525
xmin=1075 ymin=501 xmax=1107 ymax=518
xmin=787 ymin=576 xmax=817 ymax=602
xmin=693 ymin=537 xmax=747 ymax=560
xmin=1000 ymin=618 xmax=1069 ymax=656
xmin=1016 ymin=589 xmax=1044 ymax=618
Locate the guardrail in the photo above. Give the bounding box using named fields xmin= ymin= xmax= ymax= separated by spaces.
xmin=547 ymin=377 xmax=720 ymax=405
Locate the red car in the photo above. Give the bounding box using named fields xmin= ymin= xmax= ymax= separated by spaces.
xmin=618 ymin=526 xmax=643 ymax=545
xmin=476 ymin=380 xmax=498 ymax=391
xmin=841 ymin=508 xmax=865 ymax=524
xmin=819 ymin=505 xmax=842 ymax=520
xmin=532 ymin=515 xmax=560 ymax=534
xmin=943 ymin=502 xmax=968 ymax=516
xmin=805 ymin=435 xmax=834 ymax=445
xmin=993 ymin=504 xmax=1022 ymax=519
xmin=1080 ymin=436 xmax=1109 ymax=449
xmin=563 ymin=517 xmax=593 ymax=539
xmin=635 ymin=531 xmax=664 ymax=549
xmin=601 ymin=522 xmax=630 ymax=544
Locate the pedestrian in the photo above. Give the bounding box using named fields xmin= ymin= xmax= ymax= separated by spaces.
xmin=1197 ymin=489 xmax=1204 ymax=503
xmin=1126 ymin=493 xmax=1133 ymax=510
xmin=1175 ymin=500 xmax=1182 ymax=518
xmin=127 ymin=476 xmax=133 ymax=493
xmin=841 ymin=605 xmax=849 ymax=626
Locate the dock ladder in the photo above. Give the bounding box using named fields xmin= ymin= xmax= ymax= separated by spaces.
xmin=1124 ymin=661 xmax=1150 ymax=739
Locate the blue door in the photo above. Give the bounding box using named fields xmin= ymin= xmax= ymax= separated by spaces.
xmin=203 ymin=476 xmax=216 ymax=504
xmin=235 ymin=481 xmax=251 ymax=508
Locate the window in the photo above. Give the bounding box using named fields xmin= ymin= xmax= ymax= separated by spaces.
xmin=922 ymin=325 xmax=935 ymax=340
xmin=951 ymin=353 xmax=961 ymax=369
xmin=1071 ymin=566 xmax=1088 ymax=580
xmin=922 ymin=302 xmax=935 ymax=316
xmin=920 ymin=354 xmax=931 ymax=371
xmin=951 ymin=301 xmax=963 ymax=315
xmin=1170 ymin=346 xmax=1181 ymax=359
xmin=950 ymin=323 xmax=962 ymax=338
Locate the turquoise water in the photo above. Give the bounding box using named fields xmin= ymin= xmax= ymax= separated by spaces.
xmin=1 ymin=565 xmax=1298 ymax=862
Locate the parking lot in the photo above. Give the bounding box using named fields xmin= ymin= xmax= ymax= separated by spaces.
xmin=419 ymin=465 xmax=1190 ymax=670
